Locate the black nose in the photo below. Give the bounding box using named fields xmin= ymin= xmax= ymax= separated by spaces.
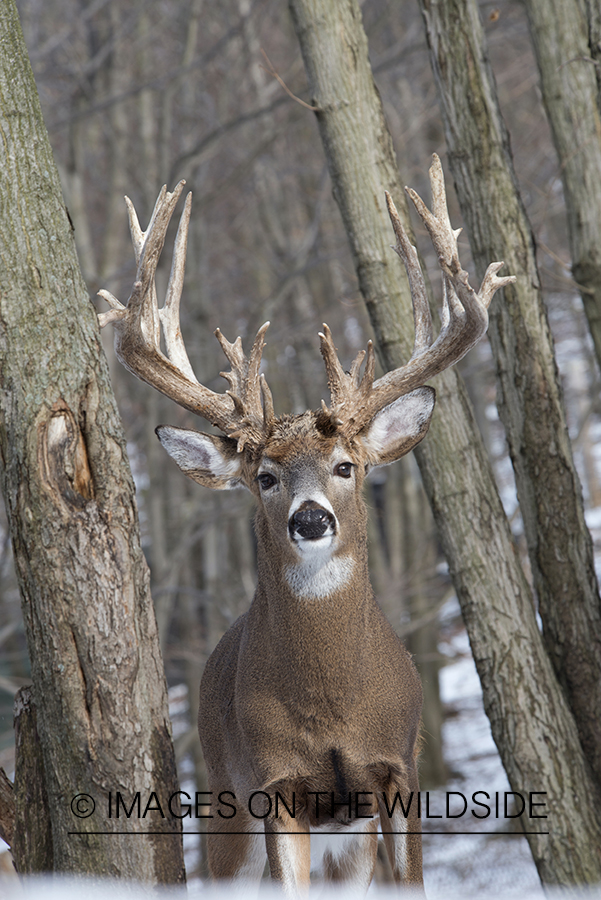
xmin=289 ymin=507 xmax=335 ymax=540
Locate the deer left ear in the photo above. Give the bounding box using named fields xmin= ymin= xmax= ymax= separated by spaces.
xmin=155 ymin=425 xmax=245 ymax=490
xmin=358 ymin=386 xmax=436 ymax=466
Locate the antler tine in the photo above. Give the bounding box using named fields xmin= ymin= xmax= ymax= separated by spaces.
xmin=319 ymin=325 xmax=350 ymax=400
xmin=405 ymin=154 xmax=479 ymax=328
xmin=360 ymin=341 xmax=376 ymax=391
xmin=318 ymin=325 xmax=350 ymax=425
xmin=348 ymin=349 xmax=366 ymax=385
xmin=318 ymin=325 xmax=378 ymax=431
xmin=385 ymin=191 xmax=433 ymax=357
xmin=215 ymin=329 xmax=246 ymax=376
xmin=425 ymin=154 xmax=463 ymax=257
xmin=98 ymin=186 xmax=274 ymax=448
xmin=215 ymin=321 xmax=273 ymax=450
xmin=160 ymin=192 xmax=197 ymax=382
xmin=247 ymin=321 xmax=270 ymax=408
xmin=97 ymin=291 xmax=125 ymax=328
xmin=126 ymin=184 xmax=167 ymax=264
xmin=479 ymin=261 xmax=517 ymax=309
xmin=260 ymin=373 xmax=275 ymax=428
xmin=124 ymin=182 xmax=186 ymax=352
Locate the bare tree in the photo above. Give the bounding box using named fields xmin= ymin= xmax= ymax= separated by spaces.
xmin=0 ymin=0 xmax=184 ymax=881
xmin=524 ymin=0 xmax=601 ymax=371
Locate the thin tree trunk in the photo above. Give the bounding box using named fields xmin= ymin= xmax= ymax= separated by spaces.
xmin=585 ymin=0 xmax=601 ymax=109
xmin=418 ymin=0 xmax=601 ymax=792
xmin=0 ymin=0 xmax=184 ymax=881
xmin=288 ymin=0 xmax=601 ymax=883
xmin=400 ymin=460 xmax=447 ymax=788
xmin=525 ymin=0 xmax=601 ymax=371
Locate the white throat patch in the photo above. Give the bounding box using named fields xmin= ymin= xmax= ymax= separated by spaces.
xmin=285 ymin=554 xmax=354 ymax=599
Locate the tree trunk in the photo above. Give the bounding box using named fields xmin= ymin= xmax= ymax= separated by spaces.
xmin=288 ymin=0 xmax=601 ymax=883
xmin=0 ymin=0 xmax=184 ymax=882
xmin=418 ymin=0 xmax=601 ymax=792
xmin=524 ymin=0 xmax=601 ymax=371
xmin=11 ymin=688 xmax=53 ymax=874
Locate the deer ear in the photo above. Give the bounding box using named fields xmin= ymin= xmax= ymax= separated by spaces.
xmin=155 ymin=425 xmax=245 ymax=490
xmin=359 ymin=387 xmax=436 ymax=466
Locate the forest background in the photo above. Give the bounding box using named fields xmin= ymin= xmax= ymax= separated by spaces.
xmin=0 ymin=0 xmax=600 ymax=891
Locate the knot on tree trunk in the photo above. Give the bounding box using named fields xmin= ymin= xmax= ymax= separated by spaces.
xmin=39 ymin=400 xmax=94 ymax=507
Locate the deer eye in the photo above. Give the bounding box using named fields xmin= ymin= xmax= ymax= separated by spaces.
xmin=334 ymin=462 xmax=354 ymax=479
xmin=257 ymin=472 xmax=277 ymax=490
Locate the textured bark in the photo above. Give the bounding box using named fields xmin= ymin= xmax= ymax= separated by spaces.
xmin=0 ymin=0 xmax=184 ymax=882
xmin=586 ymin=0 xmax=601 ymax=109
xmin=0 ymin=767 xmax=15 ymax=850
xmin=525 ymin=0 xmax=601 ymax=371
xmin=12 ymin=688 xmax=53 ymax=874
xmin=289 ymin=0 xmax=601 ymax=883
xmin=419 ymin=0 xmax=601 ymax=791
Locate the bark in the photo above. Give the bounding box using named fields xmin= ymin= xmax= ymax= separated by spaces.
xmin=0 ymin=767 xmax=15 ymax=850
xmin=400 ymin=460 xmax=447 ymax=788
xmin=288 ymin=0 xmax=601 ymax=883
xmin=12 ymin=687 xmax=53 ymax=873
xmin=0 ymin=0 xmax=184 ymax=881
xmin=586 ymin=0 xmax=601 ymax=109
xmin=418 ymin=0 xmax=601 ymax=791
xmin=525 ymin=0 xmax=601 ymax=371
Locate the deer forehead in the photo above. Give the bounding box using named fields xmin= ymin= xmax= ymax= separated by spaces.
xmin=248 ymin=413 xmax=362 ymax=477
xmin=256 ymin=441 xmax=359 ymax=483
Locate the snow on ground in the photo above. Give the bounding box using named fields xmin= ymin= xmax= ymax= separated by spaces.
xmin=2 ymin=878 xmax=600 ymax=900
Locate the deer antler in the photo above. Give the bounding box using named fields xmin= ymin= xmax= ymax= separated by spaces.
xmin=97 ymin=183 xmax=274 ymax=452
xmin=320 ymin=153 xmax=515 ymax=436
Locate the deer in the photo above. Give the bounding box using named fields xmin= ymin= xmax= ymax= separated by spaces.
xmin=98 ymin=154 xmax=514 ymax=895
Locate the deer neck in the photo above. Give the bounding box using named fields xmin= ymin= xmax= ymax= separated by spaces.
xmin=252 ymin=525 xmax=374 ymax=650
xmin=246 ymin=533 xmax=388 ymax=729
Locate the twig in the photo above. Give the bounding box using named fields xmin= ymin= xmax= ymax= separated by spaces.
xmin=558 ymin=55 xmax=600 ymax=72
xmin=260 ymin=49 xmax=319 ymax=111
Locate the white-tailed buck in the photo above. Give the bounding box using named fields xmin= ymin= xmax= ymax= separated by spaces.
xmin=99 ymin=155 xmax=514 ymax=895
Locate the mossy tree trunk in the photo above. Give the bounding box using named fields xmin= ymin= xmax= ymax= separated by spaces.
xmin=288 ymin=0 xmax=601 ymax=884
xmin=0 ymin=0 xmax=184 ymax=882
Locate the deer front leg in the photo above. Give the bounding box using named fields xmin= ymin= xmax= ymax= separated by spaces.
xmin=206 ymin=811 xmax=266 ymax=884
xmin=264 ymin=811 xmax=311 ymax=897
xmin=378 ymin=769 xmax=424 ymax=892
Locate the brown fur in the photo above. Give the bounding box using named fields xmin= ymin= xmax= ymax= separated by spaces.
xmin=189 ymin=408 xmax=427 ymax=893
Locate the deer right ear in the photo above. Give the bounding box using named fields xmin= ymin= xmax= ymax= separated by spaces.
xmin=155 ymin=425 xmax=245 ymax=490
xmin=358 ymin=386 xmax=436 ymax=466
